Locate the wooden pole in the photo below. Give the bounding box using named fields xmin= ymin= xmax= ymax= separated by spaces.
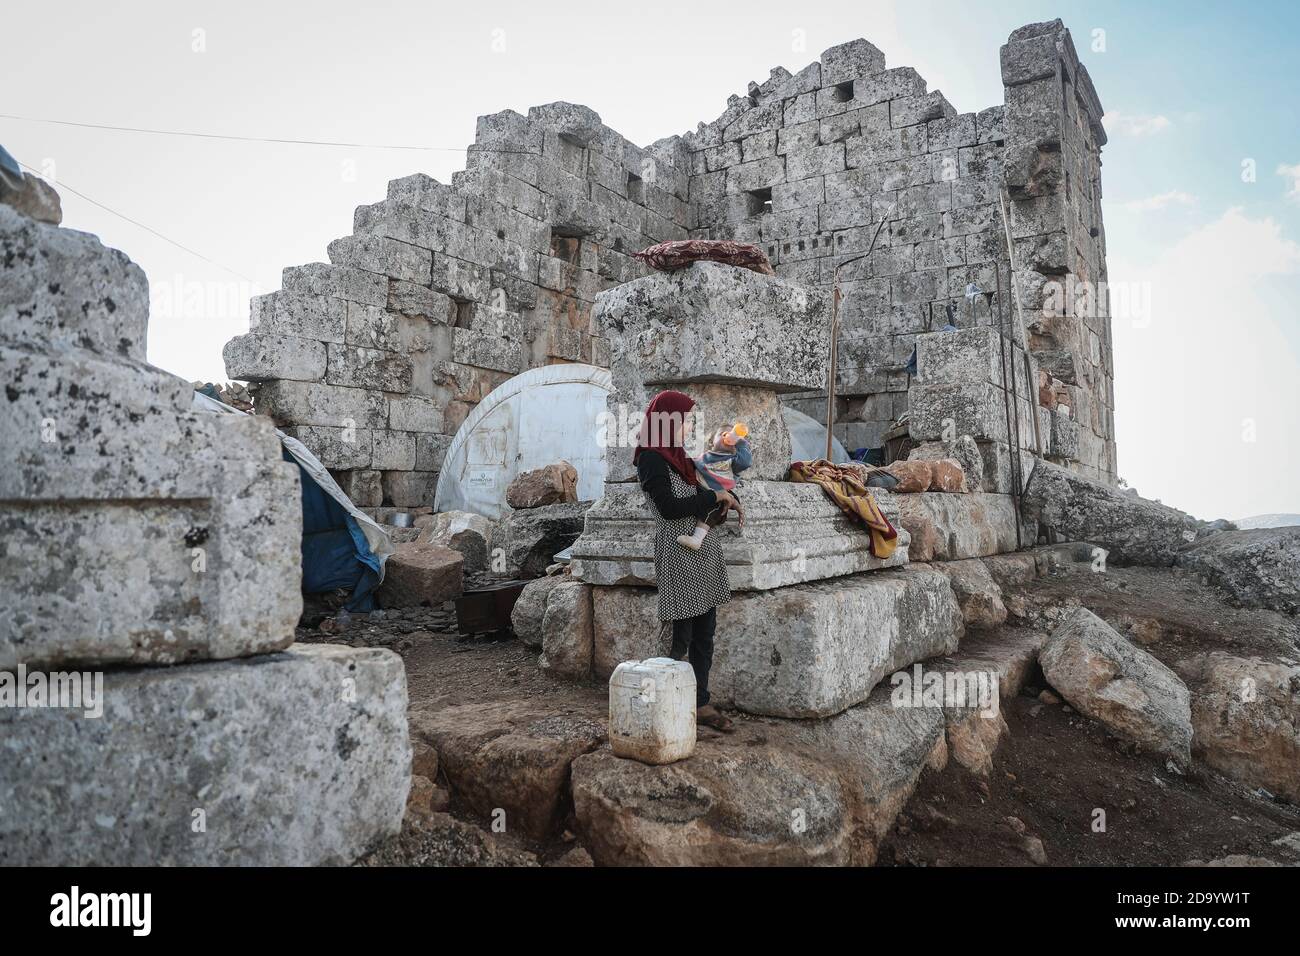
xmin=825 ymin=218 xmax=888 ymax=462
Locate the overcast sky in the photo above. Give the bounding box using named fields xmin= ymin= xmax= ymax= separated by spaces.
xmin=4 ymin=0 xmax=1297 ymax=522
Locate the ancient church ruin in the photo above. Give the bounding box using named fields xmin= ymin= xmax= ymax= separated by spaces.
xmin=224 ymin=18 xmax=1116 ymax=507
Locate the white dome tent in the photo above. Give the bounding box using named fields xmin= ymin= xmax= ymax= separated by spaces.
xmin=434 ymin=363 xmax=613 ymax=520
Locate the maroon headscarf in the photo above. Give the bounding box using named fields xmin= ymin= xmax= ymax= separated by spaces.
xmin=632 ymin=389 xmax=698 ymax=486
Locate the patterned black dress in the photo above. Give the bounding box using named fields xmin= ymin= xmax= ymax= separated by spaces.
xmin=637 ymin=452 xmax=732 ymax=621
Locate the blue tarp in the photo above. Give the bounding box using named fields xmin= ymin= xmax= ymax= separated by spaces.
xmin=287 ymin=447 xmax=382 ymax=611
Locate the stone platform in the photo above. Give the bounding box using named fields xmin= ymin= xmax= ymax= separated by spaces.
xmin=0 ymin=644 xmax=410 ymax=866
xmin=885 ymin=490 xmax=1038 ymax=562
xmin=570 ymin=479 xmax=908 ymax=591
xmin=590 ymin=567 xmax=963 ymax=718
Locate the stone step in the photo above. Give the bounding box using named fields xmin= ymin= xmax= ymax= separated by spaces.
xmin=0 ymin=644 xmax=409 ymax=865
xmin=571 ymin=681 xmax=946 ymax=866
xmin=885 ymin=490 xmax=1037 ymax=561
xmin=0 ymin=206 xmax=150 ymax=361
xmin=591 ymin=566 xmax=963 ymax=719
xmin=570 ymin=479 xmax=908 ymax=591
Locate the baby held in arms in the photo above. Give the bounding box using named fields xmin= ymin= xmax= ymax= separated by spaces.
xmin=678 ymin=423 xmax=751 ymax=551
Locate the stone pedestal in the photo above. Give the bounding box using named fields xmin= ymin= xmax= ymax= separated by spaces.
xmin=0 ymin=201 xmax=408 ymax=864
xmin=599 ymin=261 xmax=829 ymax=483
xmin=569 ymin=262 xmax=963 ymax=720
xmin=571 ymin=480 xmax=908 ymax=590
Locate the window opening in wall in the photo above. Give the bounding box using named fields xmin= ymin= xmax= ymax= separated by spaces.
xmin=746 ymin=186 xmax=773 ymax=217
xmin=831 ymin=80 xmax=854 ymax=103
xmin=452 ymin=298 xmax=475 ymax=329
xmin=549 ymin=233 xmax=581 ymax=264
xmin=626 ymin=170 xmax=644 ymax=204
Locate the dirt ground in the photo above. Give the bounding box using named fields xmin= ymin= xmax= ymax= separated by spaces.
xmin=312 ymin=560 xmax=1300 ymax=867
xmin=880 ymin=690 xmax=1300 ymax=867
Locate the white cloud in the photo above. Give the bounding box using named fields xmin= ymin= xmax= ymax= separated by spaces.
xmin=1121 ymin=190 xmax=1197 ymax=212
xmin=1276 ymin=163 xmax=1300 ymax=203
xmin=1104 ymin=110 xmax=1173 ymax=137
xmin=1111 ymin=208 xmax=1300 ymax=519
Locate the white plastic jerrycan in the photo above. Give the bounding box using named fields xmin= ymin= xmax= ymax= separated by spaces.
xmin=608 ymin=657 xmax=697 ymax=765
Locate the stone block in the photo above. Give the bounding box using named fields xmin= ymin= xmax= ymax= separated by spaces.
xmin=597 ymin=261 xmax=830 ymax=394
xmin=1022 ymin=461 xmax=1198 ymax=565
xmin=0 ymin=206 xmax=149 ymax=360
xmin=0 ymin=644 xmax=410 ymax=865
xmin=591 ymin=567 xmax=962 ymax=719
xmin=382 ymin=469 xmax=437 ymax=508
xmin=328 ymin=234 xmax=431 ymax=284
xmin=888 ymin=491 xmax=1035 ymax=561
xmin=325 ymin=344 xmax=412 ymax=392
xmin=249 ymin=290 xmax=346 ymax=344
xmin=492 ymin=501 xmax=592 ymax=578
xmin=571 ymin=480 xmax=908 ymax=591
xmin=506 ymin=461 xmax=579 ymax=510
xmin=820 ymin=38 xmax=887 ymax=86
xmin=377 ymin=543 xmax=464 ymax=607
xmin=253 ymin=379 xmax=388 ymax=429
xmin=282 ymin=424 xmax=373 ymax=470
xmin=540 ymin=579 xmax=594 ymax=679
xmin=223 ymin=332 xmax=327 ymax=382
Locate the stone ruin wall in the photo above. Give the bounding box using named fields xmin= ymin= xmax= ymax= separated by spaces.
xmin=225 ymin=18 xmax=1116 ymax=507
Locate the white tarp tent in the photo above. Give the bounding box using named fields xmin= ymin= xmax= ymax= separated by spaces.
xmin=434 ymin=363 xmax=612 ymax=520
xmin=433 ymin=364 xmax=849 ymax=520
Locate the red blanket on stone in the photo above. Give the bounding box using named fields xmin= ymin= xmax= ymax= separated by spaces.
xmin=631 ymin=239 xmax=775 ymax=276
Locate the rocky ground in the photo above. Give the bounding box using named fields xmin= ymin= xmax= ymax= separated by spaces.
xmin=314 ymin=556 xmax=1300 ymax=867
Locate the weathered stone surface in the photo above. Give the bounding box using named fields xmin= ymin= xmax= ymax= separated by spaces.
xmin=492 ymin=500 xmax=592 ymax=578
xmin=1175 ymin=528 xmax=1300 ymax=615
xmin=0 ymin=644 xmax=410 ymax=865
xmin=1022 ymin=461 xmax=1198 ymax=565
xmin=572 ymin=740 xmax=858 ymax=866
xmin=505 ymin=460 xmax=579 ymax=509
xmin=931 ymin=558 xmax=1007 ymax=629
xmin=597 ymin=261 xmax=830 ymax=393
xmin=1178 ymin=653 xmax=1300 ymax=803
xmin=0 ymin=172 xmax=62 ymax=224
xmin=511 ymin=575 xmax=566 ymax=649
xmin=223 ymin=331 xmax=327 ymax=382
xmin=684 ymin=383 xmax=793 ymax=480
xmin=571 ymin=480 xmax=908 ymax=591
xmin=1040 ymin=608 xmax=1193 ymax=766
xmin=572 ymin=683 xmax=944 ymax=866
xmin=1 ymin=206 xmax=149 ymax=360
xmin=377 ymin=543 xmax=464 ymax=608
xmin=928 ymin=459 xmax=968 ymax=493
xmin=409 ymin=701 xmax=604 ymax=841
xmin=909 ymin=381 xmax=1035 ymax=446
xmin=886 ymin=459 xmax=932 ymax=493
xmin=415 ymin=510 xmax=492 ymax=572
xmin=540 ymin=579 xmax=594 ymax=679
xmin=592 ymin=567 xmax=963 ymax=718
xmin=910 ymin=435 xmax=985 ymax=492
xmin=889 ymin=491 xmax=1034 ymax=562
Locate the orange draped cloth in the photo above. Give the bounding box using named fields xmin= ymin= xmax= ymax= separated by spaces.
xmin=788 ymin=459 xmax=900 ymax=559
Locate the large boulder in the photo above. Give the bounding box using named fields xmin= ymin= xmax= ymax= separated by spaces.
xmin=377 ymin=543 xmax=464 ymax=608
xmin=1177 ymin=653 xmax=1300 ymax=802
xmin=0 ymin=644 xmax=410 ymax=865
xmin=408 ymin=701 xmax=604 ymax=842
xmin=510 ymin=575 xmax=566 ymax=649
xmin=1040 ymin=608 xmax=1193 ymax=766
xmin=1175 ymin=528 xmax=1300 ymax=616
xmin=571 ymin=684 xmax=945 ymax=866
xmin=539 ymin=580 xmax=594 ymax=680
xmin=1021 ymin=460 xmax=1198 ymax=565
xmin=492 ymin=500 xmax=591 ymax=578
xmin=591 ymin=567 xmax=963 ymax=718
xmin=932 ymin=558 xmax=1008 ymax=630
xmin=415 ymin=510 xmax=492 ymax=573
xmin=505 ymin=461 xmax=579 ymax=510
xmin=910 ymin=435 xmax=985 ymax=492
xmin=571 ymin=742 xmax=857 ymax=866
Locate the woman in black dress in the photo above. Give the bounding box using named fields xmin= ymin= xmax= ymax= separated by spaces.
xmin=632 ymin=389 xmax=742 ymax=732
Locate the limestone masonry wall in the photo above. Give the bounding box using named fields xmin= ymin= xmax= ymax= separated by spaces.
xmin=224 ymin=18 xmax=1116 ymax=506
